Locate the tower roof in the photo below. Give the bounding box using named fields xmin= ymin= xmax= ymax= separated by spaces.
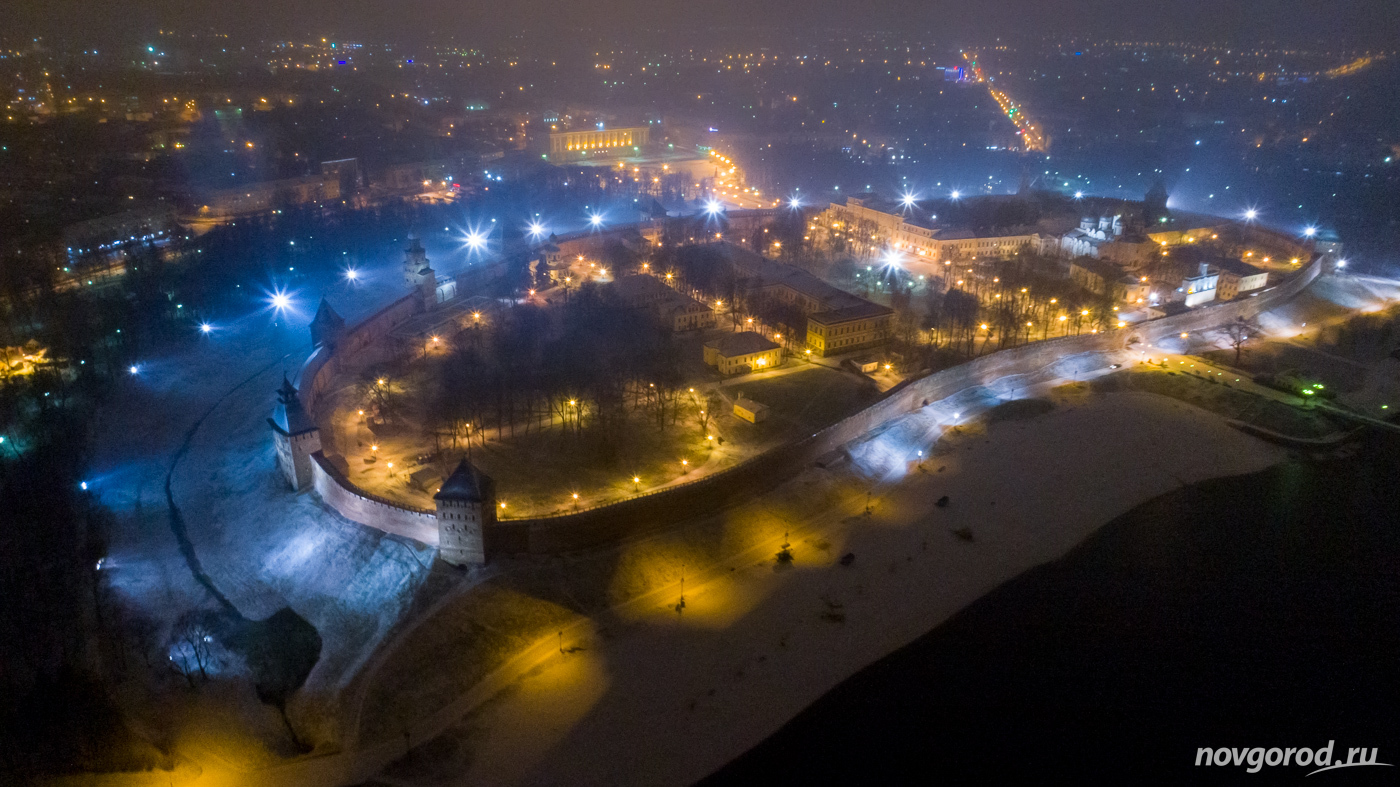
xmin=434 ymin=458 xmax=487 ymax=502
xmin=271 ymin=375 xmax=316 ymax=435
xmin=312 ymin=297 xmax=345 ymax=328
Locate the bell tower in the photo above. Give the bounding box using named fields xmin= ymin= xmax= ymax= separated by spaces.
xmin=403 ymin=232 xmax=435 ymax=290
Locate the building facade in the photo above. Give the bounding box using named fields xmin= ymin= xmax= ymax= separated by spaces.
xmin=612 ymin=274 xmax=716 ymax=332
xmin=805 ymin=303 xmax=895 ymax=357
xmin=549 ymin=126 xmax=650 ymax=154
xmin=704 ymin=332 xmax=783 ymax=374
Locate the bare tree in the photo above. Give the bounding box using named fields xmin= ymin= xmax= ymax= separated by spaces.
xmin=1223 ymin=316 xmax=1260 ymax=365
xmin=168 ymin=615 xmax=218 ymax=688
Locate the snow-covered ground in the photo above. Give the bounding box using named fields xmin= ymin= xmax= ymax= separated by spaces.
xmin=88 ymin=229 xmax=473 ymax=755
xmin=367 ymin=388 xmax=1287 ymax=787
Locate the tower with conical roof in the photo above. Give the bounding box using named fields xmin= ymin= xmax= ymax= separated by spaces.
xmin=434 ymin=458 xmax=495 ymax=565
xmin=310 ymin=297 xmax=346 ymax=348
xmin=269 ymin=375 xmax=322 ymax=491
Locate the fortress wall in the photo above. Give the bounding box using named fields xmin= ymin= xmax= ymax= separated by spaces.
xmin=291 ymin=219 xmax=1321 ymax=557
xmin=492 ymin=257 xmax=1322 ymax=555
xmin=299 ymin=292 xmax=423 ymax=417
xmin=310 ymin=452 xmax=440 ymax=546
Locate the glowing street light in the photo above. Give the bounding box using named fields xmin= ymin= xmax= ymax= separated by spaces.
xmin=269 ymin=290 xmax=291 ymax=311
xmin=1074 ymin=191 xmax=1084 ymax=199
xmin=900 ymin=191 xmax=918 ymax=208
xmin=789 ymin=196 xmax=802 ymax=208
xmin=199 ymin=323 xmax=213 ymax=334
xmin=704 ymin=199 xmax=723 ymax=216
xmin=950 ymin=190 xmax=961 ymax=200
xmin=465 ymin=230 xmax=487 ymax=251
xmin=1243 ymin=208 xmax=1259 ymax=222
xmin=589 ymin=212 xmax=605 ymax=227
xmin=1303 ymin=226 xmax=1317 ymax=237
xmin=128 ymin=365 xmax=140 ymax=375
xmin=345 ymin=268 xmax=359 ymax=281
xmin=527 ymin=221 xmax=546 ymax=238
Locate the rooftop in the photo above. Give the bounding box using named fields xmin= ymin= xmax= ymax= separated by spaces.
xmin=705 ymin=331 xmax=780 ymax=357
xmin=434 ymin=458 xmax=489 ymax=502
xmin=808 ymin=301 xmax=895 ymax=326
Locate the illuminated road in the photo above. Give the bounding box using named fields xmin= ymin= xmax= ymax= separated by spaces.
xmin=705 ymin=149 xmax=782 ymax=209
xmin=963 ymin=51 xmax=1046 ymax=153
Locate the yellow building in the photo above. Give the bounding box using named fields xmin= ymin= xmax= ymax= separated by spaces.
xmin=550 ymin=126 xmax=650 ymax=154
xmin=704 ymin=332 xmax=782 ymax=375
xmin=805 ymin=302 xmax=895 ymax=357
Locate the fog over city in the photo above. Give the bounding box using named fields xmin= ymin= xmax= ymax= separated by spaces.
xmin=1 ymin=2 xmax=1397 ymax=784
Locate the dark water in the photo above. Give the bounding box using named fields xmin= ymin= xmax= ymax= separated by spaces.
xmin=700 ymin=433 xmax=1400 ymax=784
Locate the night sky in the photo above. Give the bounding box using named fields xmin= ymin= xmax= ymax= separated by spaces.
xmin=9 ymin=0 xmax=1400 ymax=47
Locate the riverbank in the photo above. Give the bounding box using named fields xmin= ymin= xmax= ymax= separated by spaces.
xmin=703 ymin=428 xmax=1400 ymax=783
xmin=369 ymin=388 xmax=1289 ymax=786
